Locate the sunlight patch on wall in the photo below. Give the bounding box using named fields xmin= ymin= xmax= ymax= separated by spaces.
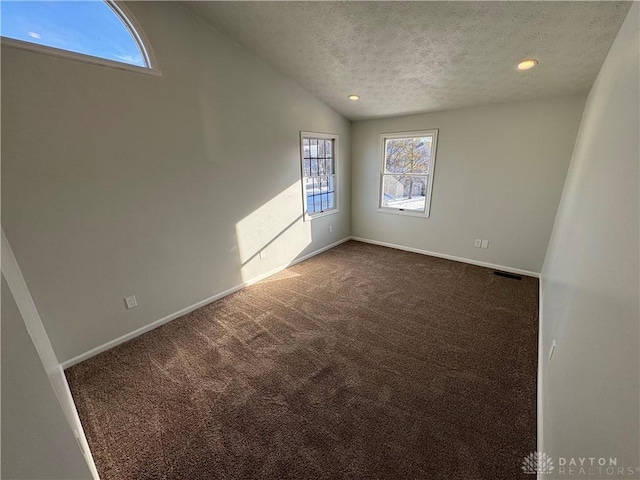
xmin=236 ymin=182 xmax=311 ymax=282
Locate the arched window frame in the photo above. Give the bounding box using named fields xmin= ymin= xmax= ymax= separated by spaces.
xmin=0 ymin=0 xmax=160 ymax=76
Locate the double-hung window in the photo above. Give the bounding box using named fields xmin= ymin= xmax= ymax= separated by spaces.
xmin=300 ymin=132 xmax=338 ymax=220
xmin=379 ymin=130 xmax=438 ymax=217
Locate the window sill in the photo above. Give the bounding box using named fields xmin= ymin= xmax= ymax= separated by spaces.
xmin=304 ymin=209 xmax=339 ymax=222
xmin=377 ymin=207 xmax=430 ymax=218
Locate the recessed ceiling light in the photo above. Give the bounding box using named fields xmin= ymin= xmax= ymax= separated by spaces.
xmin=348 ymin=94 xmax=360 ymax=101
xmin=517 ymin=59 xmax=538 ymax=71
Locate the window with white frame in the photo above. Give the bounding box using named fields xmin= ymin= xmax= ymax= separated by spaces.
xmin=300 ymin=132 xmax=338 ymax=219
xmin=0 ymin=1 xmax=155 ymax=71
xmin=379 ymin=130 xmax=438 ymax=217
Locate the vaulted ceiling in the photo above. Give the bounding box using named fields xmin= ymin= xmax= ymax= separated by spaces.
xmin=183 ymin=1 xmax=630 ymax=121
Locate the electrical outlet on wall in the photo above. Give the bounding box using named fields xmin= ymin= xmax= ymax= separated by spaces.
xmin=124 ymin=295 xmax=138 ymax=309
xmin=259 ymin=250 xmax=267 ymax=260
xmin=481 ymin=240 xmax=489 ymax=249
xmin=329 ymin=225 xmax=333 ymax=233
xmin=474 ymin=239 xmax=482 ymax=248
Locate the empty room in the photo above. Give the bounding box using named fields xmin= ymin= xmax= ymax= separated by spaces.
xmin=1 ymin=1 xmax=639 ymax=479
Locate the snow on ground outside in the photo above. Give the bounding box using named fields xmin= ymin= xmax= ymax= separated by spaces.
xmin=383 ymin=196 xmax=425 ymax=211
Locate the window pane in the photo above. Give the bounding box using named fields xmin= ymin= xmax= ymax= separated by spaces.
xmin=319 ymin=141 xmax=327 ymax=177
xmin=326 ymin=140 xmax=334 ymax=175
xmin=302 ymin=139 xmax=310 ymax=176
xmin=385 ymin=136 xmax=432 ymax=174
xmin=306 ymin=176 xmax=335 ymax=214
xmin=306 ymin=177 xmax=318 ymax=213
xmin=1 ymin=1 xmax=146 ymax=67
xmin=381 ymin=175 xmax=427 ymax=211
xmin=311 ymin=140 xmax=319 ymax=176
xmin=304 ymin=137 xmax=335 ymax=178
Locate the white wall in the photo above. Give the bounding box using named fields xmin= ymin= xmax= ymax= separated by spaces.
xmin=540 ymin=3 xmax=639 ymax=473
xmin=351 ymin=96 xmax=586 ymax=274
xmin=1 ymin=1 xmax=351 ymax=364
xmin=1 ymin=276 xmax=92 ymax=479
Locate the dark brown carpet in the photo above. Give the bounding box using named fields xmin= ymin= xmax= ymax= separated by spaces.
xmin=66 ymin=240 xmax=538 ymax=480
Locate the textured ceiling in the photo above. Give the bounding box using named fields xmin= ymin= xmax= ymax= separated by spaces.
xmin=183 ymin=1 xmax=630 ymax=120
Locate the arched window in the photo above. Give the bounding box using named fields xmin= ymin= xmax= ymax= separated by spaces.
xmin=1 ymin=1 xmax=156 ymax=71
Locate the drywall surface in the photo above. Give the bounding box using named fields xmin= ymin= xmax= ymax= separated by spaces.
xmin=1 ymin=276 xmax=93 ymax=480
xmin=351 ymin=96 xmax=586 ymax=273
xmin=1 ymin=1 xmax=351 ymax=363
xmin=540 ymin=3 xmax=639 ymax=473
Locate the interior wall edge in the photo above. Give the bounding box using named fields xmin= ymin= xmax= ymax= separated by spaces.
xmin=1 ymin=229 xmax=100 ymax=479
xmin=538 ymin=1 xmax=640 ymax=469
xmin=537 ymin=276 xmax=544 ymax=471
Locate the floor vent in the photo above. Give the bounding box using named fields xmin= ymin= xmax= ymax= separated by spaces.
xmin=494 ymin=270 xmax=522 ymax=280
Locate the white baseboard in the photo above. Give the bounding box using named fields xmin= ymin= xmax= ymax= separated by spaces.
xmin=60 ymin=237 xmax=351 ymax=369
xmin=349 ymin=236 xmax=541 ymax=278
